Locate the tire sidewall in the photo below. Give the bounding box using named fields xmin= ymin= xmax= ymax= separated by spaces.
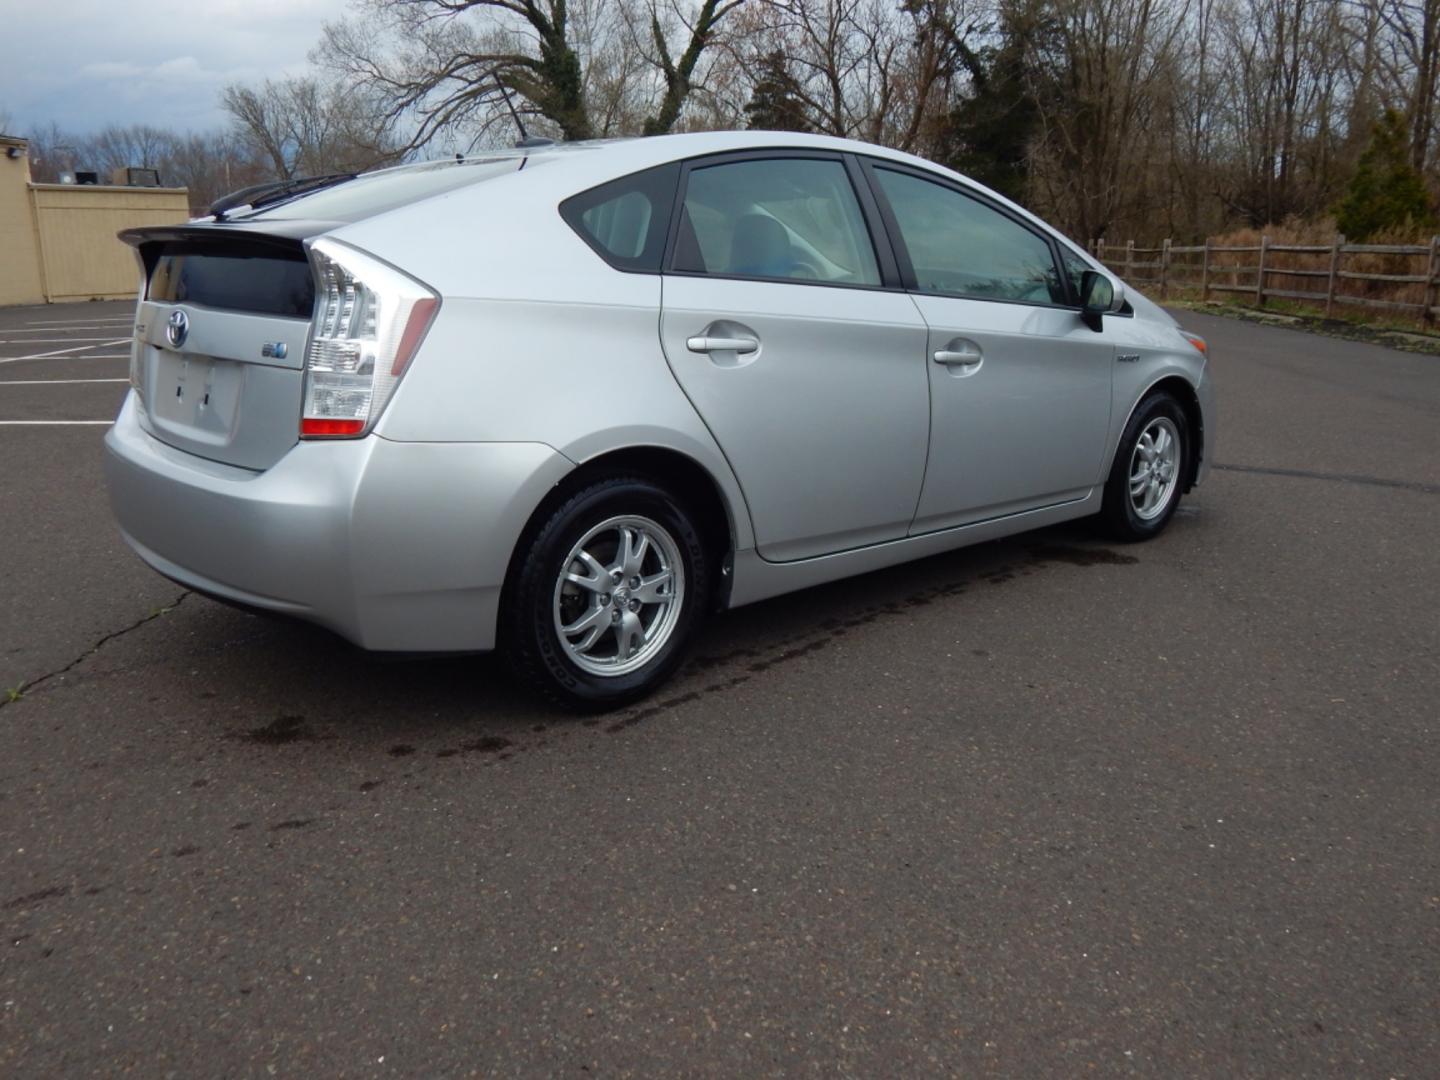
xmin=1105 ymin=393 xmax=1189 ymax=540
xmin=510 ymin=478 xmax=709 ymax=709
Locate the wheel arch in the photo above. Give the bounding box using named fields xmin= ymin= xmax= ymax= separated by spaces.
xmin=504 ymin=443 xmax=741 ymax=614
xmin=1120 ymin=373 xmax=1205 ymax=492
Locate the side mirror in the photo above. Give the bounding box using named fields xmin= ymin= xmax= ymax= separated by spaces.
xmin=1079 ymin=269 xmax=1125 ymax=331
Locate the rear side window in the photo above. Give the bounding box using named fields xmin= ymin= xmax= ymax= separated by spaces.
xmin=672 ymin=157 xmax=881 ymax=286
xmin=874 ymin=167 xmax=1063 ymax=305
xmin=561 ymin=163 xmax=678 ymax=272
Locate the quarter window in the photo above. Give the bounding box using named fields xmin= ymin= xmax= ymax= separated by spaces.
xmin=561 ymin=163 xmax=678 ymax=272
xmin=874 ymin=168 xmax=1063 ymax=305
xmin=673 ymin=158 xmax=881 ymax=287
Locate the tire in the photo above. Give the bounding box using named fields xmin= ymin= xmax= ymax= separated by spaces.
xmin=501 ymin=475 xmax=710 ymax=711
xmin=1099 ymin=391 xmax=1189 ymax=542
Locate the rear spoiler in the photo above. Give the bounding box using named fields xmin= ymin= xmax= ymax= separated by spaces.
xmin=119 ymin=224 xmax=321 ymax=293
xmin=118 ymin=219 xmax=337 ymax=250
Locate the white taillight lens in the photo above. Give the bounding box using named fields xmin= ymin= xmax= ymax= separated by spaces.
xmin=301 ymin=238 xmax=438 ymax=438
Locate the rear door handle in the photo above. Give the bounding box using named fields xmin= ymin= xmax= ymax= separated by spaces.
xmin=687 ymin=336 xmax=759 ymax=355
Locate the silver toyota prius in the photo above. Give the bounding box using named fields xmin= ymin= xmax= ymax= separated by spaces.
xmin=105 ymin=131 xmax=1213 ymax=708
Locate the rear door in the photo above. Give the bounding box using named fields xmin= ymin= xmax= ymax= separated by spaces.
xmin=130 ymin=233 xmax=313 ymax=470
xmin=658 ymin=153 xmax=930 ymax=562
xmin=863 ymin=163 xmax=1115 ymax=534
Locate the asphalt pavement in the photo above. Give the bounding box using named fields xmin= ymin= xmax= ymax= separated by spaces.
xmin=1 ymin=302 xmax=1437 ymax=1076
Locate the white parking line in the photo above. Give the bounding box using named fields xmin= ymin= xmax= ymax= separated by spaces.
xmin=0 ymin=341 xmax=130 ymax=364
xmin=0 ymin=420 xmax=112 ymax=426
xmin=0 ymin=337 xmax=132 ymax=345
xmin=7 ymin=326 xmax=135 ymax=333
xmin=0 ymin=378 xmax=130 ymax=385
xmin=25 ymin=318 xmax=133 ymax=327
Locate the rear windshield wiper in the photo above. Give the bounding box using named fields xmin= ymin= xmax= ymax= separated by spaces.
xmin=209 ymin=172 xmax=358 ymax=221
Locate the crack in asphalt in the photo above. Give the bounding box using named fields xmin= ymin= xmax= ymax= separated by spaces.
xmin=1 ymin=591 xmax=191 ymax=712
xmin=1213 ymin=462 xmax=1439 ymax=495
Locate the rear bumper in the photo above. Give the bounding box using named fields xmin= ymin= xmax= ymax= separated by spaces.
xmin=103 ymin=393 xmax=572 ymax=651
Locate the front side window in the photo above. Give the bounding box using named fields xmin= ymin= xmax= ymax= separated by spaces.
xmin=1061 ymin=248 xmax=1092 ymax=304
xmin=874 ymin=167 xmax=1063 ymax=305
xmin=673 ymin=158 xmax=881 ymax=287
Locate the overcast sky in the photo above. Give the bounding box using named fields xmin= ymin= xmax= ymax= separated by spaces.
xmin=0 ymin=0 xmax=352 ymax=136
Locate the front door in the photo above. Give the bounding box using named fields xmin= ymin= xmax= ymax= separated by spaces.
xmin=659 ymin=155 xmax=931 ymax=562
xmin=865 ymin=164 xmax=1115 ymax=533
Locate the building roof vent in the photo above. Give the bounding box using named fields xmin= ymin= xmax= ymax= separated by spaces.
xmin=112 ymin=166 xmax=161 ymax=187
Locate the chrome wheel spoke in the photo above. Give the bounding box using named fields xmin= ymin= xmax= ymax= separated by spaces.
xmin=633 ymin=570 xmax=674 ymax=604
xmin=616 ymin=527 xmax=650 ymax=577
xmin=566 ymin=550 xmax=610 ymax=593
xmin=613 ymin=608 xmax=645 ymax=660
xmin=564 ymin=569 xmax=605 ymax=594
xmin=561 ymin=602 xmax=611 ymax=639
xmin=573 ymin=622 xmax=606 ymax=652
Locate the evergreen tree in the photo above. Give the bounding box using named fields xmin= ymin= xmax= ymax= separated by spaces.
xmin=744 ymin=52 xmax=813 ymax=133
xmin=1336 ymin=109 xmax=1436 ymax=240
xmin=930 ymin=4 xmax=1042 ymax=203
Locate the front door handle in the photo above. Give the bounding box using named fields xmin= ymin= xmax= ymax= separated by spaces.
xmin=933 ymin=345 xmax=983 ymax=366
xmin=687 ymin=335 xmax=759 ymax=355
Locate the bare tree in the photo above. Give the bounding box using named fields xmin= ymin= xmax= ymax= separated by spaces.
xmin=316 ymin=0 xmax=744 ymax=150
xmin=726 ymin=0 xmax=985 ymax=151
xmin=221 ymin=76 xmax=406 ymax=179
xmin=1020 ymin=0 xmax=1190 ymax=241
xmin=1369 ymin=0 xmax=1440 ymax=170
xmin=19 ymin=123 xmax=268 ymax=208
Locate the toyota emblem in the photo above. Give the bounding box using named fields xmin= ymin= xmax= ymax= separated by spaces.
xmin=166 ymin=309 xmax=189 ymax=349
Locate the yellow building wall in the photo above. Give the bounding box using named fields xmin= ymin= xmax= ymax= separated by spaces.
xmin=0 ymin=144 xmax=46 ymax=306
xmin=29 ymin=184 xmax=190 ymax=302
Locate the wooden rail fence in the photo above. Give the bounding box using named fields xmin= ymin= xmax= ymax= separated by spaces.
xmin=1089 ymin=235 xmax=1440 ymax=325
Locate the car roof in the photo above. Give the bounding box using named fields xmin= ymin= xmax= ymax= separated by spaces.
xmin=230 ymin=131 xmax=967 ymax=231
xmin=439 ymin=130 xmax=951 ymax=185
xmin=233 ymin=129 xmax=1095 ymax=269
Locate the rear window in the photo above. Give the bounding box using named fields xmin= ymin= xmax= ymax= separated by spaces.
xmin=560 ymin=164 xmax=679 ymax=272
xmin=146 ymin=242 xmax=313 ymax=318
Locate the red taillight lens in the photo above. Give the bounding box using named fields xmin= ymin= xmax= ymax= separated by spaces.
xmin=1181 ymin=331 xmax=1207 ymax=355
xmin=301 ymin=418 xmax=365 ymax=437
xmin=392 ymin=297 xmax=438 ymax=377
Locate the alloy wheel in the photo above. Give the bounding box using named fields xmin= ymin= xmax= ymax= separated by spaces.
xmin=1128 ymin=416 xmax=1181 ymax=521
xmin=552 ymin=515 xmax=686 ymax=677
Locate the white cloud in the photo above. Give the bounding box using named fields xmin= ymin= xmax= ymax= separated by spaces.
xmin=2 ymin=0 xmax=353 ymax=134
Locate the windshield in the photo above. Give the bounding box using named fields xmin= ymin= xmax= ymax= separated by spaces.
xmin=235 ymin=157 xmax=530 ymax=223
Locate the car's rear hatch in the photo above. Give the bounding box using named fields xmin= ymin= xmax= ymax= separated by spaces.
xmin=122 ymin=155 xmax=541 ymax=469
xmin=121 ymin=156 xmax=535 ymax=469
xmin=123 ymin=224 xmax=321 ymax=471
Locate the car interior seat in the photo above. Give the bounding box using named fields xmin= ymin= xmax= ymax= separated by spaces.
xmin=728 ymin=213 xmax=795 ymax=278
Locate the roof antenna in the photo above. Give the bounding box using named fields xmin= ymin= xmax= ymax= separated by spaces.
xmin=494 ymin=74 xmax=528 ymax=143
xmin=493 ymin=73 xmax=554 ymax=149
